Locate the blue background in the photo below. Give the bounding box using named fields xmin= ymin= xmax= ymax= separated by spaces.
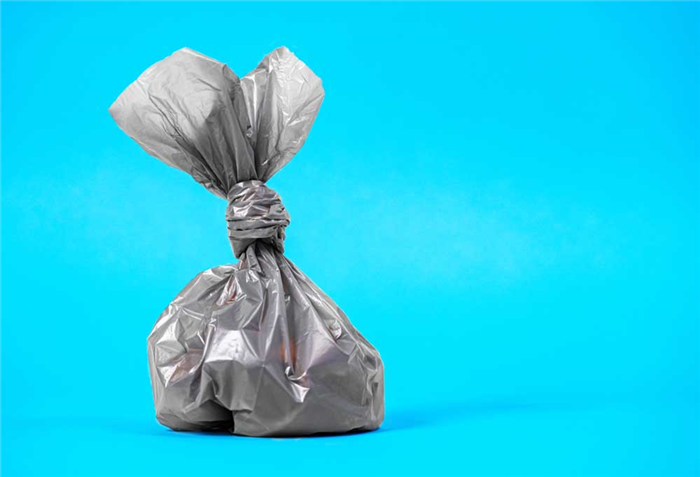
xmin=2 ymin=2 xmax=698 ymax=476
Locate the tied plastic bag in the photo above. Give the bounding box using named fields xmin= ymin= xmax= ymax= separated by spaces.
xmin=109 ymin=47 xmax=384 ymax=436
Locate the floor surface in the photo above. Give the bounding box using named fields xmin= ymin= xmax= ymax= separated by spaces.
xmin=3 ymin=400 xmax=697 ymax=476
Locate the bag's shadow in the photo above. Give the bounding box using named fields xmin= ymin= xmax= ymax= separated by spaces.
xmin=381 ymin=397 xmax=574 ymax=433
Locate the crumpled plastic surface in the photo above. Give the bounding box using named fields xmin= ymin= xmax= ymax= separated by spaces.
xmin=109 ymin=47 xmax=384 ymax=436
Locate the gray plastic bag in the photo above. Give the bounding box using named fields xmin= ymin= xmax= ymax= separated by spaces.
xmin=109 ymin=47 xmax=384 ymax=436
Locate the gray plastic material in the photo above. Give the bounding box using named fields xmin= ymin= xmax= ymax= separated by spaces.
xmin=109 ymin=47 xmax=384 ymax=436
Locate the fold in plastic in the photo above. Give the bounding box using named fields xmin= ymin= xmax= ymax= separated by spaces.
xmin=109 ymin=47 xmax=384 ymax=436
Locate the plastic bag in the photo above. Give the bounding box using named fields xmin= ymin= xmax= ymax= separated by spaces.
xmin=109 ymin=47 xmax=384 ymax=436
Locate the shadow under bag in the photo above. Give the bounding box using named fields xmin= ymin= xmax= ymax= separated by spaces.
xmin=109 ymin=47 xmax=384 ymax=436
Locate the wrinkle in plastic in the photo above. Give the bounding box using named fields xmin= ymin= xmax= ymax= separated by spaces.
xmin=109 ymin=47 xmax=384 ymax=436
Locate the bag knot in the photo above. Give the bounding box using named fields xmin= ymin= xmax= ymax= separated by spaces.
xmin=226 ymin=181 xmax=290 ymax=258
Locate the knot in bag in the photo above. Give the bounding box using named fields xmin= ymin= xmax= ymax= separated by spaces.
xmin=226 ymin=180 xmax=289 ymax=258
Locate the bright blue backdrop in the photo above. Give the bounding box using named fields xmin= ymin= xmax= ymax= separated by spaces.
xmin=2 ymin=2 xmax=698 ymax=476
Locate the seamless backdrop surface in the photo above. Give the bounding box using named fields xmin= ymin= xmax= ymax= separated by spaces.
xmin=1 ymin=2 xmax=698 ymax=476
